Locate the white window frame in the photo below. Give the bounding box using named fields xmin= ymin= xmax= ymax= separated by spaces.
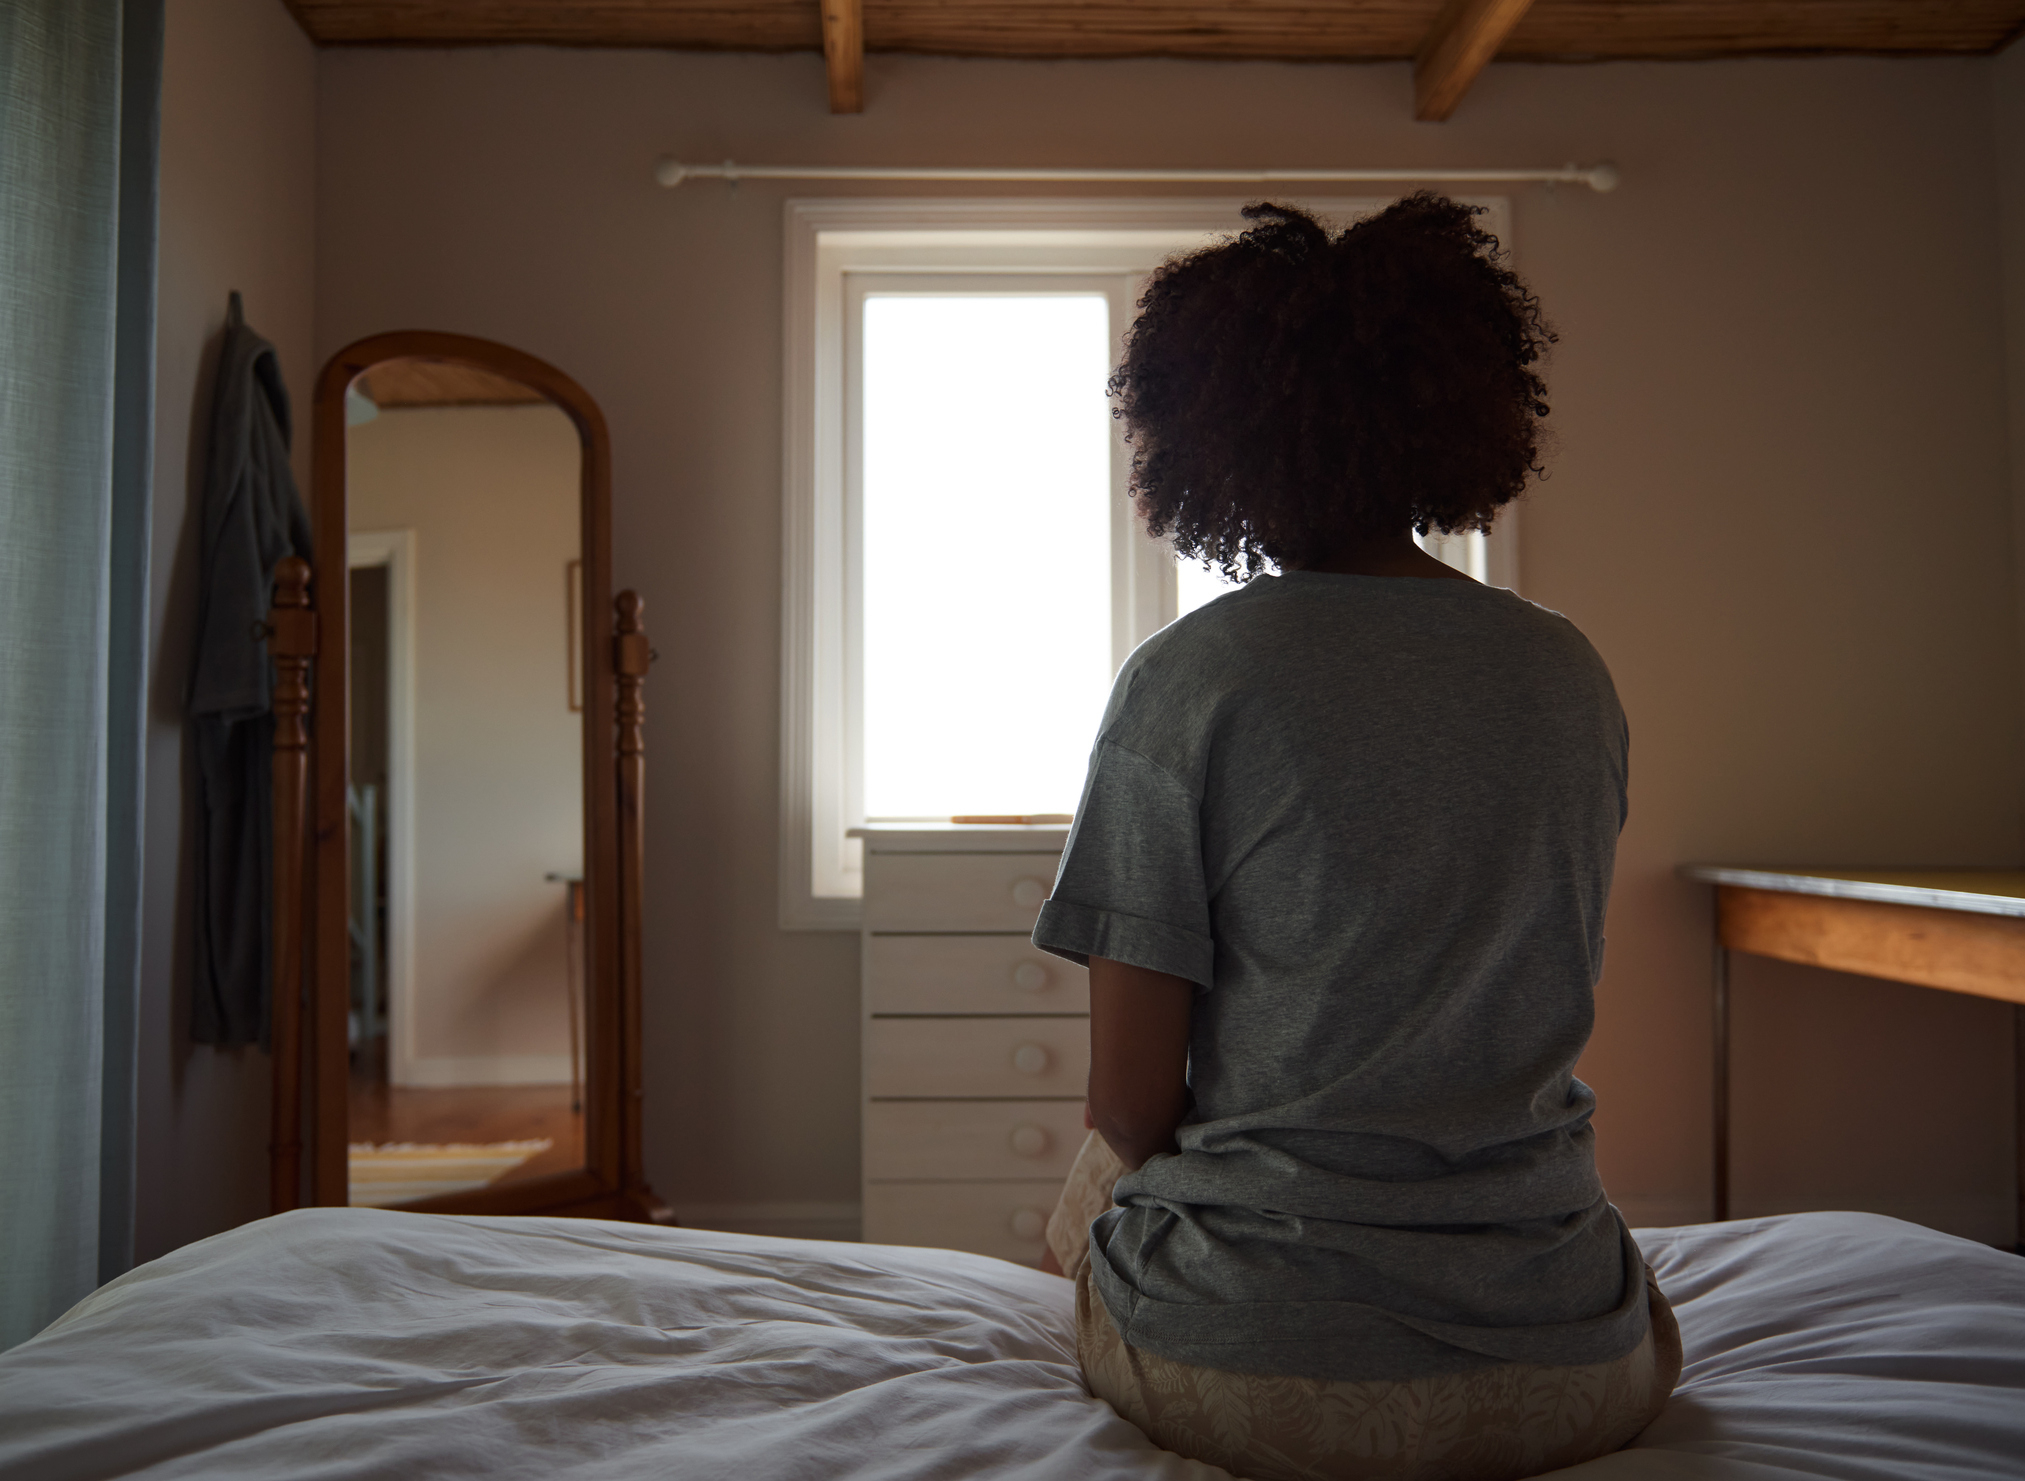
xmin=780 ymin=197 xmax=1518 ymax=929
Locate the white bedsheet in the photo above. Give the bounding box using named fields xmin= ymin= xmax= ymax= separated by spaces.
xmin=0 ymin=1208 xmax=2018 ymax=1480
xmin=1565 ymin=1213 xmax=2025 ymax=1481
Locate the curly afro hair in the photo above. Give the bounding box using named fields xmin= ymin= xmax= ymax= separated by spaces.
xmin=1110 ymin=193 xmax=1554 ymax=579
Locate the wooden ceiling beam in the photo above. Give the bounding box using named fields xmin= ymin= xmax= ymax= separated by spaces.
xmin=286 ymin=3 xmax=2025 ymax=62
xmin=1415 ymin=0 xmax=1537 ymax=122
xmin=822 ymin=0 xmax=864 ymax=113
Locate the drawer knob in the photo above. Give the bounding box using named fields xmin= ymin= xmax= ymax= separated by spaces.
xmin=1010 ymin=1207 xmax=1047 ymax=1242
xmin=1011 ymin=1042 xmax=1050 ymax=1076
xmin=1010 ymin=877 xmax=1048 ymax=910
xmin=1009 ymin=1124 xmax=1050 ymax=1157
xmin=1011 ymin=961 xmax=1048 ymax=993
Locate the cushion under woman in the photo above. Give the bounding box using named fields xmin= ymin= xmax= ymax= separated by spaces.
xmin=1031 ymin=195 xmax=1681 ymax=1481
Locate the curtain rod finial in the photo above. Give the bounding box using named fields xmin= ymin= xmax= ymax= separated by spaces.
xmin=654 ymin=157 xmax=686 ymax=188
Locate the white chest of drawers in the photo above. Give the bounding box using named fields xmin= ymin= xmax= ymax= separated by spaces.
xmin=852 ymin=824 xmax=1085 ymax=1266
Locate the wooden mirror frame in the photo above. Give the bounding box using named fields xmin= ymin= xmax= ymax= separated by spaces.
xmin=290 ymin=330 xmax=667 ymax=1222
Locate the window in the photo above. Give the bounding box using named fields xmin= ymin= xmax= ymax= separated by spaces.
xmin=857 ymin=289 xmax=1117 ymax=822
xmin=782 ymin=198 xmax=1516 ymax=927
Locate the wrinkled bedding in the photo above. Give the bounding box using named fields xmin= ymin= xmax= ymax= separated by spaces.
xmin=0 ymin=1208 xmax=2018 ymax=1480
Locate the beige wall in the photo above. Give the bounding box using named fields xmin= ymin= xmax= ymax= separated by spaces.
xmin=309 ymin=48 xmax=2025 ymax=1241
xmin=347 ymin=404 xmax=583 ymax=1084
xmin=138 ymin=0 xmax=316 ymax=1260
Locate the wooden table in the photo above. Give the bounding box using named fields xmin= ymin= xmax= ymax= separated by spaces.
xmin=1679 ymin=867 xmax=2025 ymax=1240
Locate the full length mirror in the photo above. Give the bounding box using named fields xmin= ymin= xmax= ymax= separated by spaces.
xmin=300 ymin=331 xmax=663 ymax=1223
xmin=342 ymin=359 xmax=586 ymax=1207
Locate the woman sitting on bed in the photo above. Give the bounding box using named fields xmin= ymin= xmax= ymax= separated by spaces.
xmin=1031 ymin=195 xmax=1682 ymax=1481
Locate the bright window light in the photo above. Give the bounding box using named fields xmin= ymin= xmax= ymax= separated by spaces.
xmin=1176 ymin=557 xmax=1245 ymax=618
xmin=1417 ymin=529 xmax=1488 ymax=581
xmin=861 ymin=295 xmax=1114 ymax=818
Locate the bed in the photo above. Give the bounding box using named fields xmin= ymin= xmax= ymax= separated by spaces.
xmin=1 ymin=1208 xmax=2019 ymax=1480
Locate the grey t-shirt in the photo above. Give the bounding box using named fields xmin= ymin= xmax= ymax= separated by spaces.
xmin=1031 ymin=571 xmax=1648 ymax=1383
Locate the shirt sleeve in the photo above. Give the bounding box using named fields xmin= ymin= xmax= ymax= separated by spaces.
xmin=1031 ymin=740 xmax=1215 ymax=989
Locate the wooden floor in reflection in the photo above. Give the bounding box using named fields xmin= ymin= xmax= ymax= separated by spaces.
xmin=348 ymin=1080 xmax=586 ymax=1187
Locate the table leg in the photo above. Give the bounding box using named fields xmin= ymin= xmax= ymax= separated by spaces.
xmin=1713 ymin=939 xmax=1730 ymax=1223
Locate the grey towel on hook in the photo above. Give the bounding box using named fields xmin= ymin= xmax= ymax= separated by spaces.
xmin=188 ymin=292 xmax=312 ymax=1047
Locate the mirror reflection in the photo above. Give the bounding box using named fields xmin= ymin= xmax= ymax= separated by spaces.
xmin=341 ymin=358 xmax=587 ymax=1207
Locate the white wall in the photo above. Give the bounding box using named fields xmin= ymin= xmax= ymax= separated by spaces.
xmin=316 ymin=47 xmax=2024 ymax=1242
xmin=347 ymin=403 xmax=583 ymax=1085
xmin=138 ymin=0 xmax=317 ymax=1260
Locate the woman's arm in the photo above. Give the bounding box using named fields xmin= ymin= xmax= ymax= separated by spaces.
xmin=1086 ymin=956 xmax=1195 ymax=1172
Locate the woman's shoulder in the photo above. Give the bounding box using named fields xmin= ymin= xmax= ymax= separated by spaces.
xmin=1109 ymin=575 xmax=1616 ymax=724
xmin=1146 ymin=573 xmax=1594 ymax=656
xmin=1113 ymin=586 xmax=1271 ymax=701
xmin=1095 ymin=594 xmax=1265 ymax=767
xmin=1473 ymin=588 xmax=1619 ymax=687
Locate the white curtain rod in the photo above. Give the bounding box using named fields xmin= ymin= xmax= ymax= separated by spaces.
xmin=654 ymin=157 xmax=1621 ymax=194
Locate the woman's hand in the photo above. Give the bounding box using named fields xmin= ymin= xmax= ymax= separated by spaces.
xmin=1086 ymin=956 xmax=1194 ymax=1172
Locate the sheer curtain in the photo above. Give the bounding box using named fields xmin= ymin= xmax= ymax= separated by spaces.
xmin=0 ymin=0 xmax=152 ymax=1348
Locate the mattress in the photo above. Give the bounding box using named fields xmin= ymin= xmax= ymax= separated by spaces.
xmin=0 ymin=1208 xmax=2019 ymax=1480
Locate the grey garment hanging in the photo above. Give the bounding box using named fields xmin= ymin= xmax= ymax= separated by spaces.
xmin=188 ymin=292 xmax=312 ymax=1047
